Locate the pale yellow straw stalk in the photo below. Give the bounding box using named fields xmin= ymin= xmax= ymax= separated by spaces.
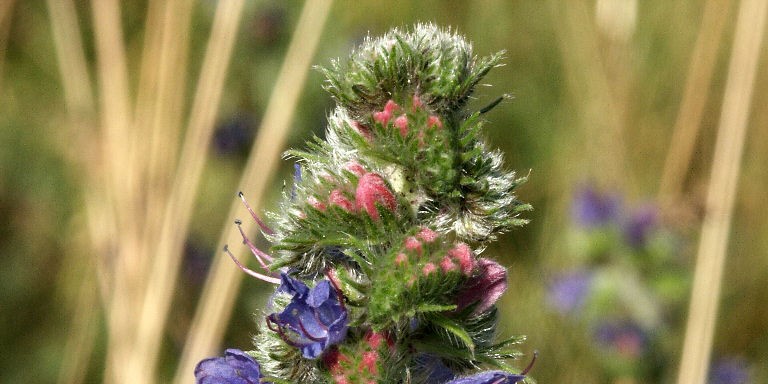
xmin=676 ymin=0 xmax=767 ymax=383
xmin=126 ymin=1 xmax=245 ymax=383
xmin=46 ymin=1 xmax=107 ymax=383
xmin=658 ymin=0 xmax=732 ymax=204
xmin=173 ymin=1 xmax=334 ymax=382
xmin=89 ymin=1 xmax=140 ymax=382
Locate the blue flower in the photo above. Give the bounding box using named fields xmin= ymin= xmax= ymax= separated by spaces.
xmin=623 ymin=204 xmax=657 ymax=249
xmin=413 ymin=353 xmax=455 ymax=383
xmin=709 ymin=357 xmax=751 ymax=384
xmin=572 ymin=185 xmax=620 ymax=228
xmin=266 ymin=273 xmax=348 ymax=359
xmin=194 ymin=349 xmax=266 ymax=384
xmin=594 ymin=320 xmax=647 ymax=358
xmin=445 ymin=370 xmax=525 ymax=384
xmin=547 ymin=270 xmax=593 ymax=314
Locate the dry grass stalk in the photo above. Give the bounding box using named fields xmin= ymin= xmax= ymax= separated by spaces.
xmin=676 ymin=0 xmax=767 ymax=383
xmin=46 ymin=1 xmax=107 ymax=383
xmin=126 ymin=1 xmax=245 ymax=382
xmin=658 ymin=0 xmax=732 ymax=204
xmin=173 ymin=1 xmax=334 ymax=382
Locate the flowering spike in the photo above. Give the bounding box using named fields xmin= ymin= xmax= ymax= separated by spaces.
xmin=210 ymin=24 xmax=533 ymax=383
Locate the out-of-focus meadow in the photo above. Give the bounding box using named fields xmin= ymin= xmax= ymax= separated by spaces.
xmin=1 ymin=0 xmax=766 ymax=383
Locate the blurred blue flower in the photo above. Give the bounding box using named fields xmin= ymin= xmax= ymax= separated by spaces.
xmin=547 ymin=270 xmax=593 ymax=314
xmin=709 ymin=357 xmax=751 ymax=384
xmin=267 ymin=273 xmax=348 ymax=359
xmin=194 ymin=349 xmax=267 ymax=384
xmin=213 ymin=114 xmax=255 ymax=156
xmin=572 ymin=185 xmax=620 ymax=228
xmin=594 ymin=320 xmax=647 ymax=358
xmin=623 ymin=204 xmax=657 ymax=249
xmin=445 ymin=370 xmax=525 ymax=384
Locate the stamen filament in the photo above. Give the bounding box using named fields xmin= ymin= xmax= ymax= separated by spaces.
xmin=235 ymin=220 xmax=274 ymax=268
xmin=224 ymin=245 xmax=280 ymax=284
xmin=238 ymin=191 xmax=276 ymax=235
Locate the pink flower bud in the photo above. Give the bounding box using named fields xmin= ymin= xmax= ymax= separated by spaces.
xmin=456 ymin=258 xmax=508 ymax=315
xmin=427 ymin=115 xmax=443 ymax=129
xmin=412 ymin=94 xmax=424 ymax=109
xmin=440 ymin=256 xmax=457 ymax=272
xmin=359 ymin=351 xmax=379 ymax=374
xmin=355 ymin=173 xmax=397 ymax=221
xmin=383 ymin=99 xmax=399 ymax=114
xmin=404 ymin=236 xmax=422 ymax=254
xmin=394 ymin=114 xmax=408 ymax=137
xmin=422 ymin=262 xmax=436 ymax=276
xmin=373 ymin=100 xmax=400 ymax=126
xmin=417 ymin=227 xmax=438 ymax=243
xmin=330 ymin=189 xmax=355 ymax=212
xmin=352 ymin=121 xmax=373 ymax=141
xmin=344 ymin=161 xmax=367 ymax=177
xmin=395 ymin=252 xmax=408 ymax=266
xmin=308 ymin=196 xmax=327 ymax=211
xmin=448 ymin=242 xmax=474 ymax=276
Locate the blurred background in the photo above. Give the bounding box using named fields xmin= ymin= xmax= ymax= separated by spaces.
xmin=1 ymin=0 xmax=766 ymax=383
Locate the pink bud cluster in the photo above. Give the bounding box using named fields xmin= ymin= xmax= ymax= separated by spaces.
xmin=305 ymin=165 xmax=397 ymax=221
xmin=324 ymin=331 xmax=393 ymax=384
xmin=394 ymin=227 xmax=477 ymax=279
xmin=363 ymin=96 xmax=444 ymax=141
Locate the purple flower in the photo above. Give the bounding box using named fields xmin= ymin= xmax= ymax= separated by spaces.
xmin=414 ymin=353 xmax=455 ymax=383
xmin=266 ymin=273 xmax=348 ymax=359
xmin=194 ymin=349 xmax=266 ymax=384
xmin=594 ymin=321 xmax=647 ymax=358
xmin=445 ymin=370 xmax=525 ymax=384
xmin=456 ymin=258 xmax=507 ymax=316
xmin=709 ymin=357 xmax=751 ymax=384
xmin=547 ymin=270 xmax=593 ymax=314
xmin=623 ymin=204 xmax=657 ymax=248
xmin=572 ymin=185 xmax=620 ymax=228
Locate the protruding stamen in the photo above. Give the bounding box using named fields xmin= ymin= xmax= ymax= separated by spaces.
xmin=521 ymin=350 xmax=538 ymax=375
xmin=238 ymin=191 xmax=276 ymax=235
xmin=235 ymin=220 xmax=274 ymax=268
xmin=223 ymin=245 xmax=280 ymax=284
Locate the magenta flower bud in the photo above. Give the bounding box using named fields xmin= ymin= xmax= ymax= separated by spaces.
xmin=417 ymin=227 xmax=438 ymax=243
xmin=422 ymin=262 xmax=437 ymax=276
xmin=440 ymin=256 xmax=457 ymax=272
xmin=427 ymin=115 xmax=443 ymax=129
xmin=394 ymin=114 xmax=408 ymax=137
xmin=355 ymin=172 xmax=397 ymax=221
xmin=456 ymin=258 xmax=507 ymax=315
xmin=344 ymin=161 xmax=367 ymax=177
xmin=330 ymin=189 xmax=355 ymax=212
xmin=448 ymin=242 xmax=474 ymax=276
xmin=352 ymin=120 xmax=373 ymax=141
xmin=404 ymin=236 xmax=422 ymax=254
xmin=373 ymin=100 xmax=400 ymax=125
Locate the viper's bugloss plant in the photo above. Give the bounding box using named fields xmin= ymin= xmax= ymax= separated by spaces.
xmin=196 ymin=24 xmax=534 ymax=384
